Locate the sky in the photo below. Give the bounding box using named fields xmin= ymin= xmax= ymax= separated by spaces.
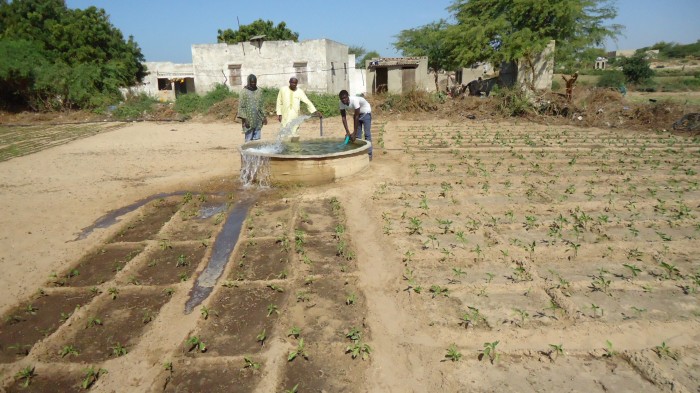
xmin=64 ymin=0 xmax=700 ymax=63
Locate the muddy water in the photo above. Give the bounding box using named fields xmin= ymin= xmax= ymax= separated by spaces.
xmin=184 ymin=197 xmax=254 ymax=313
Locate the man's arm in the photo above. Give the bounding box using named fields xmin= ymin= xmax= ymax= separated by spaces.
xmin=237 ymin=92 xmax=248 ymax=127
xmin=298 ymin=90 xmax=318 ymax=114
xmin=340 ymin=109 xmax=352 ymax=139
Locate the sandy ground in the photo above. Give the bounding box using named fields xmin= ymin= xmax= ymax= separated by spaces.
xmin=1 ymin=117 xmax=699 ymax=392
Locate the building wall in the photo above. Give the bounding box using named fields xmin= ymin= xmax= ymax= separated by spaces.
xmin=516 ymin=40 xmax=555 ymax=90
xmin=364 ymin=57 xmax=431 ymax=95
xmin=191 ymin=39 xmax=349 ymax=94
xmin=138 ymin=62 xmax=195 ymax=100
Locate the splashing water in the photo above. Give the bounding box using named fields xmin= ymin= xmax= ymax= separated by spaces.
xmin=240 ymin=115 xmax=311 ymax=187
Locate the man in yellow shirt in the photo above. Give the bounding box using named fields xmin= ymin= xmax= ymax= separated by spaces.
xmin=276 ymin=77 xmax=322 ymax=136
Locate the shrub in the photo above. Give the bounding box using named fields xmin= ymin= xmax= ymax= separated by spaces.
xmin=306 ymin=92 xmax=340 ymax=117
xmin=496 ymin=87 xmax=532 ymax=117
xmin=112 ymin=94 xmax=158 ymax=120
xmin=597 ymin=71 xmax=626 ymax=88
xmin=621 ymin=54 xmax=654 ymax=84
xmin=174 ymin=93 xmax=203 ymax=115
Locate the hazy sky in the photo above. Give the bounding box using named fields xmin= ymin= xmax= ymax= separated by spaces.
xmin=65 ymin=0 xmax=700 ymax=63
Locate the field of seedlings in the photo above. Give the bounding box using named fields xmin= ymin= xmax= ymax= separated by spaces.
xmin=0 ymin=117 xmax=698 ymax=392
xmin=365 ymin=121 xmax=700 ymax=392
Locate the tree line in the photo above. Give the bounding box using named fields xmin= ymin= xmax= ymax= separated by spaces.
xmin=0 ymin=0 xmax=146 ymax=111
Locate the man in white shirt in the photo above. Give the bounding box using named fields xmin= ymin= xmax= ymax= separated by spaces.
xmin=338 ymin=89 xmax=373 ymax=160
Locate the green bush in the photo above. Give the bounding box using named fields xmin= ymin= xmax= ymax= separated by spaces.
xmin=551 ymin=79 xmax=561 ymax=91
xmin=201 ymin=83 xmax=237 ymax=108
xmin=112 ymin=94 xmax=158 ymax=120
xmin=173 ymin=93 xmax=203 ymax=115
xmin=621 ymin=54 xmax=654 ymax=84
xmin=306 ymin=92 xmax=339 ymax=117
xmin=597 ymin=71 xmax=626 ymax=88
xmin=496 ymin=87 xmax=532 ymax=117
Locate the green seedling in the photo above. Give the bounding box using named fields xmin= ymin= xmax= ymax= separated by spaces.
xmin=603 ymin=340 xmax=616 ymax=358
xmin=548 ymin=344 xmax=565 ymax=361
xmin=513 ymin=308 xmax=529 ymax=325
xmin=659 ymin=261 xmax=680 ymax=280
xmin=287 ymin=326 xmax=301 ymax=339
xmin=59 ymin=312 xmax=72 ymax=323
xmin=159 ymin=239 xmax=172 ymax=250
xmin=346 ymin=293 xmax=357 ymax=305
xmin=277 ymin=234 xmax=291 ymax=252
xmin=186 ymin=336 xmax=207 ymax=353
xmin=163 ymin=287 xmax=175 ymax=296
xmin=142 ymin=309 xmax=156 ymax=324
xmin=445 ymin=344 xmax=462 ymax=362
xmin=408 ymin=217 xmax=423 ymax=235
xmin=346 ymin=341 xmax=372 ymax=360
xmin=176 ymin=254 xmax=189 ymax=267
xmin=288 ymin=338 xmax=309 ymax=361
xmin=296 ymin=291 xmax=310 ymax=302
xmin=267 ymin=304 xmax=279 ymax=317
xmin=15 ymin=365 xmax=35 ymax=388
xmin=459 ymin=306 xmax=486 ymax=329
xmin=345 ymin=327 xmax=362 ymax=342
xmin=111 ymin=342 xmax=127 ymax=357
xmin=59 ymin=345 xmax=79 ymax=358
xmin=590 ymin=303 xmax=604 ymax=318
xmin=283 ymin=384 xmax=299 ymax=393
xmin=429 ymin=285 xmax=449 ymax=298
xmin=437 ymin=218 xmax=454 ymax=234
xmin=81 ymin=366 xmax=107 ymax=389
xmin=256 ymin=329 xmax=266 ymax=346
xmin=25 ymin=304 xmax=38 ymax=315
xmin=591 ymin=274 xmax=611 ymax=294
xmin=268 ymin=284 xmax=284 ymax=293
xmin=654 ymin=342 xmax=678 ymax=360
xmin=452 ymin=267 xmax=467 ymax=278
xmin=200 ymin=306 xmax=218 ymax=320
xmin=479 ymin=341 xmax=500 ymax=364
xmin=244 ymin=356 xmax=261 ymax=370
xmin=108 ymin=287 xmax=119 ymax=300
xmin=85 ymin=316 xmax=102 ymax=328
xmin=294 ymin=230 xmax=306 ymax=253
xmin=623 ymin=263 xmax=642 ymax=277
xmin=178 ymin=272 xmax=190 ymax=282
xmin=455 ymin=231 xmax=468 ymax=245
xmin=8 ymin=343 xmax=32 ymax=355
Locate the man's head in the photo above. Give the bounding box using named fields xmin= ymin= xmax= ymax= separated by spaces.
xmin=289 ymin=77 xmax=298 ymax=91
xmin=338 ymin=90 xmax=350 ymax=105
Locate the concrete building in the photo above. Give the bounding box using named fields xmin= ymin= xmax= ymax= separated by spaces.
xmin=365 ymin=57 xmax=431 ymax=94
xmin=139 ymin=38 xmax=353 ymax=99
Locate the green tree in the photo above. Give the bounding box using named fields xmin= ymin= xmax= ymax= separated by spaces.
xmin=0 ymin=0 xmax=146 ymax=110
xmin=394 ymin=19 xmax=457 ymax=91
xmin=217 ymin=19 xmax=299 ymax=44
xmin=621 ymin=54 xmax=654 ymax=84
xmin=0 ymin=38 xmax=48 ymax=108
xmin=446 ymin=0 xmax=622 ymax=90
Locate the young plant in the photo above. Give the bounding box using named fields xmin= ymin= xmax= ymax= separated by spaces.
xmin=429 ymin=285 xmax=449 ymax=298
xmin=111 ymin=342 xmax=128 ymax=357
xmin=256 ymin=329 xmax=267 ymax=346
xmin=243 ymin=356 xmax=261 ymax=370
xmin=200 ymin=306 xmax=218 ymax=320
xmin=267 ymin=304 xmax=279 ymax=317
xmin=548 ymin=343 xmax=565 ymax=361
xmin=459 ymin=306 xmax=486 ymax=328
xmin=81 ymin=366 xmax=108 ymax=389
xmin=603 ymin=340 xmax=617 ymax=358
xmin=445 ymin=344 xmax=462 ymax=362
xmin=15 ymin=365 xmax=35 ymax=388
xmin=479 ymin=341 xmax=500 ymax=364
xmin=623 ymin=263 xmax=642 ymax=278
xmin=287 ymin=326 xmax=301 ymax=339
xmin=59 ymin=345 xmax=79 ymax=358
xmin=186 ymin=336 xmax=207 ymax=353
xmin=346 ymin=341 xmax=372 ymax=360
xmin=288 ymin=338 xmax=309 ymax=361
xmin=85 ymin=316 xmax=102 ymax=328
xmin=654 ymin=341 xmax=678 ymax=360
xmin=108 ymin=287 xmax=119 ymax=300
xmin=345 ymin=293 xmax=357 ymax=305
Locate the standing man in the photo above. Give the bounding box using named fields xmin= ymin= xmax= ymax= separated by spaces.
xmin=338 ymin=90 xmax=372 ymax=160
xmin=276 ymin=76 xmax=321 ymax=137
xmin=237 ymin=74 xmax=267 ymax=142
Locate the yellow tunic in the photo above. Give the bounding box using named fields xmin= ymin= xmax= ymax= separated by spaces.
xmin=276 ymin=86 xmax=317 ymax=136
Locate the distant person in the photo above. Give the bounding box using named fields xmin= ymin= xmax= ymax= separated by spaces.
xmin=237 ymin=74 xmax=267 ymax=142
xmin=276 ymin=76 xmax=321 ymax=137
xmin=338 ymin=90 xmax=373 ymax=160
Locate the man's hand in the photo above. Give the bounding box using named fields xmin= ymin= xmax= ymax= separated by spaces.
xmin=278 ymin=115 xmax=282 ymax=122
xmin=243 ymin=121 xmax=249 ymax=128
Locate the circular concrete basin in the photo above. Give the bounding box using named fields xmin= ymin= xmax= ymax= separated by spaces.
xmin=239 ymin=138 xmax=371 ymax=186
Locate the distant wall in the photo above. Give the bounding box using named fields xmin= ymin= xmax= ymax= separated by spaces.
xmin=191 ymin=39 xmax=349 ymax=94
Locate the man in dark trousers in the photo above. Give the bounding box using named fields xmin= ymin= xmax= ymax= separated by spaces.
xmin=338 ymin=90 xmax=373 ymax=161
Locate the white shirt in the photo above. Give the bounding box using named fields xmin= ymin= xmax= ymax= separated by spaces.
xmin=339 ymin=96 xmax=371 ymax=114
